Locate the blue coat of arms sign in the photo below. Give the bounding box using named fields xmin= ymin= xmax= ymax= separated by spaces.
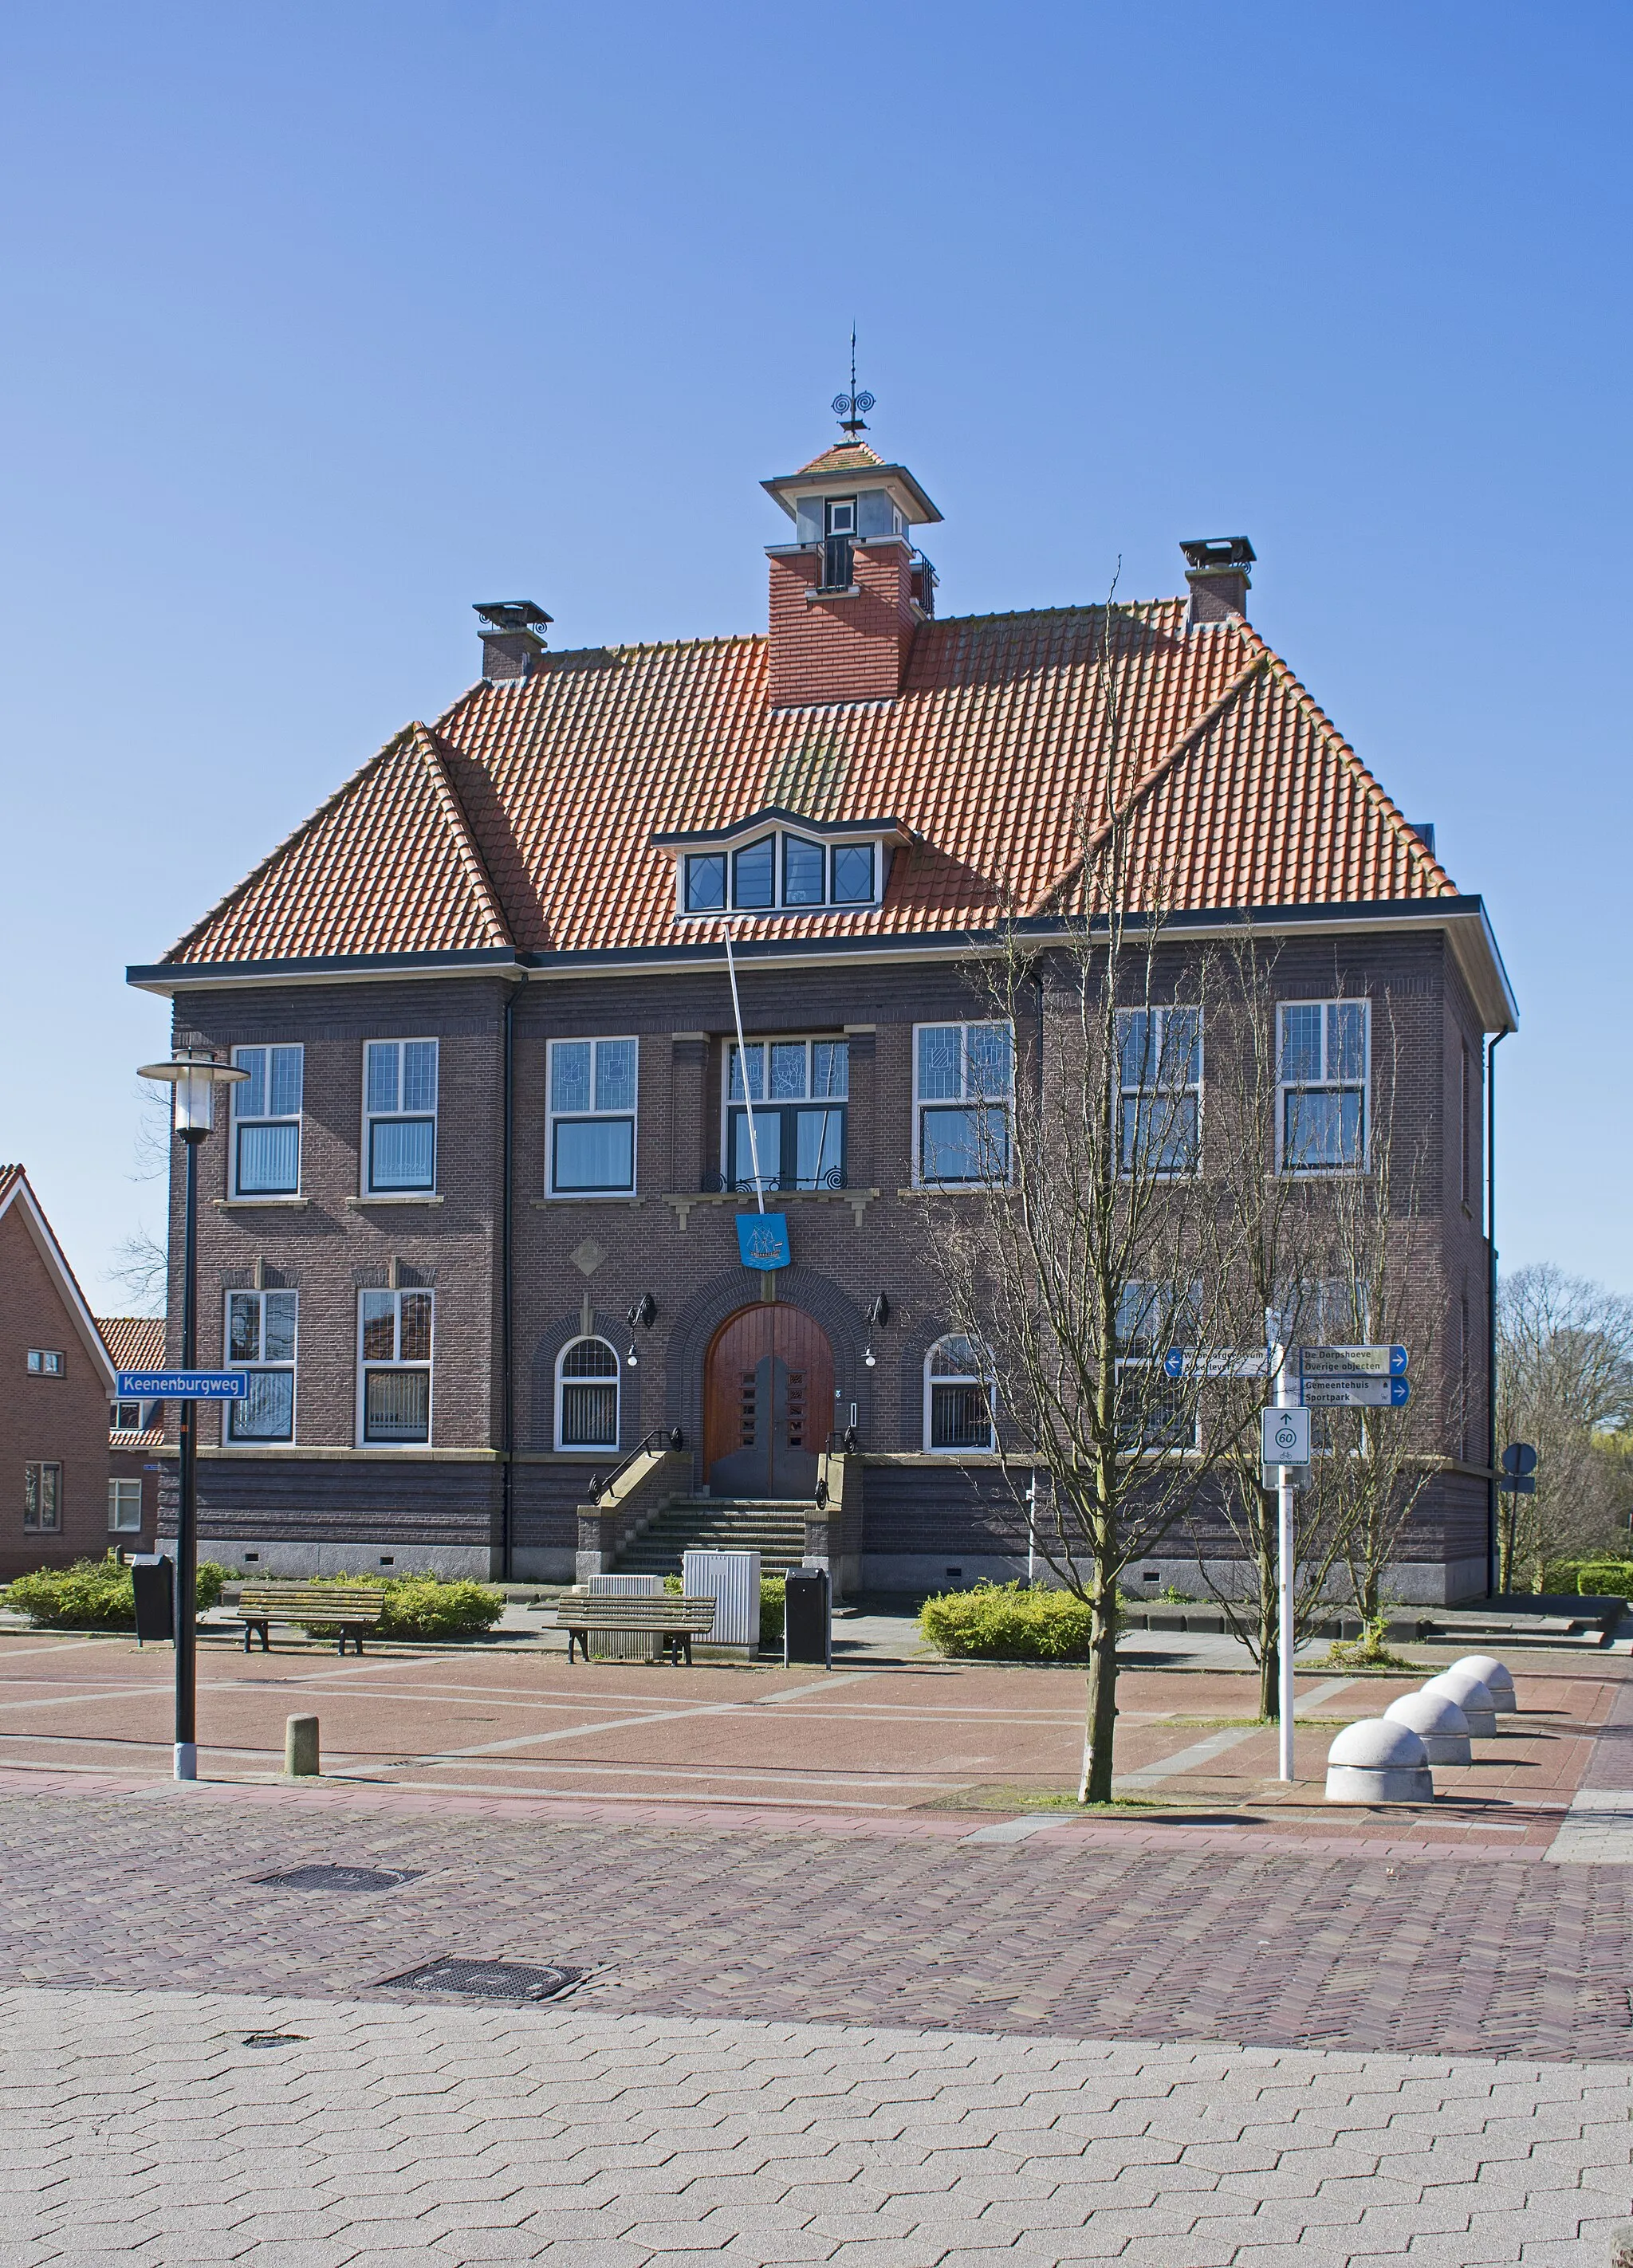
xmin=736 ymin=1213 xmax=791 ymax=1270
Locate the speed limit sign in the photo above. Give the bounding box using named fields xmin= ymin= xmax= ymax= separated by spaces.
xmin=1261 ymin=1407 xmax=1312 ymax=1465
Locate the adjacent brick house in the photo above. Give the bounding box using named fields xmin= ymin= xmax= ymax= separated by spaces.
xmin=98 ymin=1315 xmax=166 ymax=1551
xmin=0 ymin=1165 xmax=124 ymax=1579
xmin=127 ymin=429 xmax=1516 ymax=1601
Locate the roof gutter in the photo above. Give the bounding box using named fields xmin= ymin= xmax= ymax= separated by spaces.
xmin=127 ymin=898 xmax=1517 ymax=1033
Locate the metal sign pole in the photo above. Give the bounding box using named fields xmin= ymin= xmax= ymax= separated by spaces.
xmin=722 ymin=922 xmax=766 ymax=1215
xmin=1277 ymin=1338 xmax=1295 ymax=1783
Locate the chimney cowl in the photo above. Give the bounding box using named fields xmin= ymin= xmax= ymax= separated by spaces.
xmin=474 ymin=599 xmax=553 ymax=682
xmin=1180 ymin=536 xmax=1254 ymax=625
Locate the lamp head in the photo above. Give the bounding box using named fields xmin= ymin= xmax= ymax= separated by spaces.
xmin=137 ymin=1048 xmax=248 ymax=1138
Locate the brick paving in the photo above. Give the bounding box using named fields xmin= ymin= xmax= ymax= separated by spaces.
xmin=5 ymin=1983 xmax=1630 ymax=2266
xmin=6 ymin=1635 xmax=1633 ymax=2262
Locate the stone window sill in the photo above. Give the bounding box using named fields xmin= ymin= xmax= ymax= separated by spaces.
xmin=663 ymin=1188 xmax=879 ymax=1229
xmin=531 ymin=1196 xmax=644 ymax=1208
xmin=345 ymin=1193 xmax=445 ymax=1207
xmin=214 ymin=1196 xmax=309 ymax=1210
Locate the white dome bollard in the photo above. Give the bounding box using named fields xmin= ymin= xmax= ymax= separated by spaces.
xmin=1448 ymin=1653 xmax=1516 ymax=1712
xmin=1421 ymin=1669 xmax=1497 ymax=1738
xmin=1383 ymin=1689 xmax=1472 ymax=1765
xmin=1325 ymin=1719 xmax=1434 ymax=1803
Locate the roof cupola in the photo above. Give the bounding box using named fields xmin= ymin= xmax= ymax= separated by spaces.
xmin=761 ymin=387 xmax=942 ymax=710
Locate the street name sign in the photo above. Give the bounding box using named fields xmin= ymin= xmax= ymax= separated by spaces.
xmin=1261 ymin=1407 xmax=1312 ymax=1464
xmin=116 ymin=1370 xmax=247 ymax=1400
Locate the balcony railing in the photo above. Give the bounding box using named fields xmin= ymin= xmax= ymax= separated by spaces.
xmin=701 ymin=1168 xmax=848 ymax=1195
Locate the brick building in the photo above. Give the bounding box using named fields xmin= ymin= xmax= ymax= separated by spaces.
xmin=0 ymin=1165 xmax=127 ymax=1578
xmin=126 ymin=426 xmax=1515 ymax=1601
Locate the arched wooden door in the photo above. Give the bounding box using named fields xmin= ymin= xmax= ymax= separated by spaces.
xmin=703 ymin=1304 xmax=834 ymax=1500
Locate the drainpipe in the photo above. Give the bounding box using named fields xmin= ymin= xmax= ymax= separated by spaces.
xmin=1485 ymin=1027 xmax=1507 ymax=1599
xmin=501 ymin=979 xmax=519 ymax=1581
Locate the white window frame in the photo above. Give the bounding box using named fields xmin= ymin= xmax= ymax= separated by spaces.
xmin=23 ymin=1461 xmax=61 ymax=1533
xmin=555 ymin=1336 xmax=622 ymax=1452
xmin=546 ymin=1037 xmax=639 ymax=1197
xmin=721 ymin=1037 xmax=849 ymax=1193
xmin=224 ymin=1288 xmax=298 ymax=1445
xmin=230 ymin=1044 xmax=305 ymax=1199
xmin=356 ymin=1288 xmax=435 ymax=1448
xmin=912 ymin=1020 xmax=1015 ymax=1188
xmin=26 ymin=1349 xmax=65 ymax=1376
xmin=1116 ymin=1005 xmax=1202 ymax=1177
xmin=679 ymin=831 xmax=884 ymax=919
xmin=1276 ymin=1000 xmax=1371 ymax=1174
xmin=923 ymin=1334 xmax=997 ymax=1455
xmin=108 ymin=1478 xmax=143 ymax=1534
xmin=109 ymin=1397 xmax=143 ymax=1434
xmin=362 ymin=1038 xmax=439 ymax=1195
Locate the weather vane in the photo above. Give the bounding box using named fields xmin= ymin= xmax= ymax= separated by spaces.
xmin=832 ymin=325 xmax=875 ymax=436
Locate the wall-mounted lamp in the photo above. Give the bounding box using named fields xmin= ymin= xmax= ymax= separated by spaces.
xmin=627 ymin=1292 xmax=657 ymax=1331
xmin=866 ymin=1294 xmax=890 ymax=1328
xmin=863 ymin=1345 xmax=877 ymax=1368
xmin=626 ymin=1342 xmax=639 ymax=1368
xmin=667 ymin=1426 xmax=685 ymax=1451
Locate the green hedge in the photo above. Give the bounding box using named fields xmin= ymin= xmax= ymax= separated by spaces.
xmin=919 ymin=1580 xmax=1099 ymax=1661
xmin=1572 ymin=1562 xmax=1633 ymax=1598
xmin=286 ymin=1572 xmax=504 ymax=1641
xmin=5 ymin=1553 xmax=226 ymax=1629
xmin=663 ymin=1572 xmax=786 ymax=1646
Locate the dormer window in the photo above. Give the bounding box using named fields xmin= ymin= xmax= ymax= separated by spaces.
xmin=681 ymin=828 xmax=883 ymax=917
xmin=661 ymin=808 xmax=904 ymax=919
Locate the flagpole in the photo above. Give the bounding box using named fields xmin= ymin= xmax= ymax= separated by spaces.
xmin=722 ymin=921 xmax=766 ymax=1213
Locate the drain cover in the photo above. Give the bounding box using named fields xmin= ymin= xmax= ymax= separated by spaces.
xmin=379 ymin=1957 xmax=580 ymax=2002
xmin=254 ymin=1864 xmax=421 ymax=1893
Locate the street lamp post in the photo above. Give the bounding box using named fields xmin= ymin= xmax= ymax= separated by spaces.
xmin=137 ymin=1048 xmax=246 ymax=1780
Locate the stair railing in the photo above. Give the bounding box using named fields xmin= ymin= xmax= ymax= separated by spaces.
xmin=590 ymin=1426 xmax=683 ymax=1507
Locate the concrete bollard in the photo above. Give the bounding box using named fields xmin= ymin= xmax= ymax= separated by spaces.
xmin=1421 ymin=1669 xmax=1497 ymax=1739
xmin=1449 ymin=1653 xmax=1517 ymax=1712
xmin=1324 ymin=1718 xmax=1433 ymax=1803
xmin=285 ymin=1715 xmax=321 ymax=1777
xmin=1384 ymin=1688 xmax=1472 ymax=1766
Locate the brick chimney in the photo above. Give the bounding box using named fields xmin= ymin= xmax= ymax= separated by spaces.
xmin=474 ymin=599 xmax=553 ymax=682
xmin=761 ymin=441 xmax=942 ymax=709
xmin=1180 ymin=537 xmax=1255 ymax=625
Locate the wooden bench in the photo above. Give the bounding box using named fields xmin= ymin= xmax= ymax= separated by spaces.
xmin=235 ymin=1583 xmax=388 ymax=1657
xmin=557 ymin=1595 xmax=718 ymax=1666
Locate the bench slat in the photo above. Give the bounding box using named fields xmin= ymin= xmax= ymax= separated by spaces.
xmin=237 ymin=1589 xmax=386 ymax=1619
xmin=556 ymin=1600 xmax=716 ymax=1629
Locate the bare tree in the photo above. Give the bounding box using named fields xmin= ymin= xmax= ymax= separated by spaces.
xmin=1497 ymin=1265 xmax=1633 ymax=1590
xmin=104 ymin=1228 xmax=169 ymax=1316
xmin=920 ymin=598 xmax=1274 ymax=1802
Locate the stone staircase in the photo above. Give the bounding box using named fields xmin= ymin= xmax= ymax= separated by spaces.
xmin=613 ymin=1497 xmax=810 ymax=1578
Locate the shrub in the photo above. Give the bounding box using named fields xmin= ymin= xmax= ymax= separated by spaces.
xmin=288 ymin=1570 xmax=504 ymax=1641
xmin=759 ymin=1577 xmax=785 ymax=1649
xmin=5 ymin=1553 xmax=227 ymax=1629
xmin=1574 ymin=1562 xmax=1633 ymax=1598
xmin=919 ymin=1580 xmax=1098 ymax=1661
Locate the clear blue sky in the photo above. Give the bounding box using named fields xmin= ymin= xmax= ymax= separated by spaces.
xmin=2 ymin=2 xmax=1627 ymax=1304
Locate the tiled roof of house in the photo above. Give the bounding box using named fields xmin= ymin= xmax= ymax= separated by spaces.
xmin=156 ymin=599 xmax=1461 ymax=974
xmin=97 ymin=1315 xmax=166 ymax=1371
xmin=98 ymin=1316 xmax=167 ymax=1445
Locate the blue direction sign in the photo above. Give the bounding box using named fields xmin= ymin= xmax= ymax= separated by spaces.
xmin=1301 ymin=1373 xmax=1411 ymax=1409
xmin=116 ymin=1370 xmax=247 ymax=1400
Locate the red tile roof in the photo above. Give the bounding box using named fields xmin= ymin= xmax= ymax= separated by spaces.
xmin=154 ymin=599 xmax=1469 ymax=976
xmin=795 ymin=440 xmax=887 ymax=476
xmin=97 ymin=1316 xmax=166 ymax=1372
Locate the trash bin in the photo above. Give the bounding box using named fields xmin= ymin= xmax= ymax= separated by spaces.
xmin=128 ymin=1554 xmax=174 ymax=1646
xmin=784 ymin=1565 xmax=831 ymax=1668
